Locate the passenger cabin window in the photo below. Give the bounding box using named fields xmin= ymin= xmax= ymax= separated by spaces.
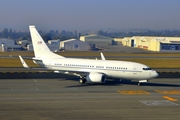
xmin=96 ymin=66 xmax=104 ymax=69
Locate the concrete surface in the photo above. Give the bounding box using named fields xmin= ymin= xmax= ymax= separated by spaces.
xmin=0 ymin=78 xmax=180 ymax=120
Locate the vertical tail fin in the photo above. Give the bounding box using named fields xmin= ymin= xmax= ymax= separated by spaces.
xmin=29 ymin=25 xmax=64 ymax=59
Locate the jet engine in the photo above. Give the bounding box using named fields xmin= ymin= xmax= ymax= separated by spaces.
xmin=86 ymin=72 xmax=106 ymax=83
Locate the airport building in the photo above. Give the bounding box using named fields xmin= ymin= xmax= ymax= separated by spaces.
xmin=80 ymin=34 xmax=114 ymax=45
xmin=114 ymin=38 xmax=127 ymax=45
xmin=48 ymin=39 xmax=60 ymax=45
xmin=27 ymin=43 xmax=60 ymax=52
xmin=121 ymin=36 xmax=180 ymax=52
xmin=27 ymin=39 xmax=60 ymax=52
xmin=28 ymin=39 xmax=89 ymax=52
xmin=0 ymin=38 xmax=22 ymax=52
xmin=60 ymin=39 xmax=89 ymax=51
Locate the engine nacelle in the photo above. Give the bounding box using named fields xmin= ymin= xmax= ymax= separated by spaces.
xmin=86 ymin=72 xmax=106 ymax=83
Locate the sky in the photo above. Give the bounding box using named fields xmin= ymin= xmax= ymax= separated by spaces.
xmin=0 ymin=0 xmax=180 ymax=31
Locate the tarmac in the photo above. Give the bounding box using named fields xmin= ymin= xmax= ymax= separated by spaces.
xmin=0 ymin=77 xmax=180 ymax=120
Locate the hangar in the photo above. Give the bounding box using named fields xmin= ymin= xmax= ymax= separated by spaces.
xmin=80 ymin=34 xmax=114 ymax=45
xmin=121 ymin=36 xmax=180 ymax=52
xmin=28 ymin=39 xmax=89 ymax=52
xmin=60 ymin=39 xmax=89 ymax=51
xmin=0 ymin=38 xmax=22 ymax=52
xmin=120 ymin=37 xmax=132 ymax=46
xmin=27 ymin=43 xmax=59 ymax=52
xmin=27 ymin=39 xmax=60 ymax=52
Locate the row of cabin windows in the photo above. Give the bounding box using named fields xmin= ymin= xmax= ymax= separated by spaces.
xmin=96 ymin=66 xmax=104 ymax=68
xmin=54 ymin=63 xmax=152 ymax=71
xmin=54 ymin=63 xmax=127 ymax=70
xmin=64 ymin=64 xmax=94 ymax=68
xmin=106 ymin=67 xmax=127 ymax=70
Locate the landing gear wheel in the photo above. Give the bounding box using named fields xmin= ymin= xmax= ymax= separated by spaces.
xmin=79 ymin=79 xmax=86 ymax=84
xmin=138 ymin=82 xmax=141 ymax=86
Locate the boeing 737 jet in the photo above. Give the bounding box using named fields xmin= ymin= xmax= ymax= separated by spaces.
xmin=19 ymin=25 xmax=158 ymax=85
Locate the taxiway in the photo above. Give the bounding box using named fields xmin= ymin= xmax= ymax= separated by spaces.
xmin=0 ymin=78 xmax=180 ymax=119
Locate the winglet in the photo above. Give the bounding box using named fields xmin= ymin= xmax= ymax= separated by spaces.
xmin=100 ymin=52 xmax=106 ymax=60
xmin=19 ymin=55 xmax=29 ymax=68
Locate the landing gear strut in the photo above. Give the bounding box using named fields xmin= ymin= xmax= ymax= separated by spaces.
xmin=138 ymin=80 xmax=148 ymax=86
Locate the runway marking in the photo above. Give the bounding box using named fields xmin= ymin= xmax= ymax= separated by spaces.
xmin=33 ymin=79 xmax=37 ymax=82
xmin=140 ymin=100 xmax=179 ymax=106
xmin=163 ymin=96 xmax=178 ymax=101
xmin=117 ymin=90 xmax=150 ymax=94
xmin=155 ymin=90 xmax=180 ymax=94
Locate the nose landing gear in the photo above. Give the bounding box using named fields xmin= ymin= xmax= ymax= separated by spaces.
xmin=138 ymin=80 xmax=148 ymax=86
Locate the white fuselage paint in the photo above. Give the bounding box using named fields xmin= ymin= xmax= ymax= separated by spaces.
xmin=29 ymin=25 xmax=158 ymax=82
xmin=37 ymin=58 xmax=158 ymax=80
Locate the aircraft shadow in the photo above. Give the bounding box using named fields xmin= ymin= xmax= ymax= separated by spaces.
xmin=122 ymin=80 xmax=180 ymax=87
xmin=65 ymin=79 xmax=180 ymax=88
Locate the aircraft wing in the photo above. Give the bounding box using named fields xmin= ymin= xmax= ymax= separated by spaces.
xmin=18 ymin=55 xmax=51 ymax=70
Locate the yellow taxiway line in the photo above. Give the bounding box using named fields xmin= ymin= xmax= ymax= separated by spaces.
xmin=155 ymin=90 xmax=180 ymax=94
xmin=117 ymin=90 xmax=150 ymax=94
xmin=163 ymin=96 xmax=178 ymax=101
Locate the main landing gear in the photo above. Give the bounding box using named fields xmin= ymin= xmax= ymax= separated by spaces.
xmin=79 ymin=78 xmax=86 ymax=84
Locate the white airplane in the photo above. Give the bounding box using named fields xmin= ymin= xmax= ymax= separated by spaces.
xmin=19 ymin=25 xmax=158 ymax=85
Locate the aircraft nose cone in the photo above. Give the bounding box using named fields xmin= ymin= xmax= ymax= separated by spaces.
xmin=152 ymin=71 xmax=159 ymax=78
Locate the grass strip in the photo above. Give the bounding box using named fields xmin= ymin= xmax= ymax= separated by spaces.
xmin=1 ymin=51 xmax=180 ymax=57
xmin=0 ymin=57 xmax=180 ymax=68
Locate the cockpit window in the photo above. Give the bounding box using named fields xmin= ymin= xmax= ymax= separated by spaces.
xmin=143 ymin=68 xmax=152 ymax=70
